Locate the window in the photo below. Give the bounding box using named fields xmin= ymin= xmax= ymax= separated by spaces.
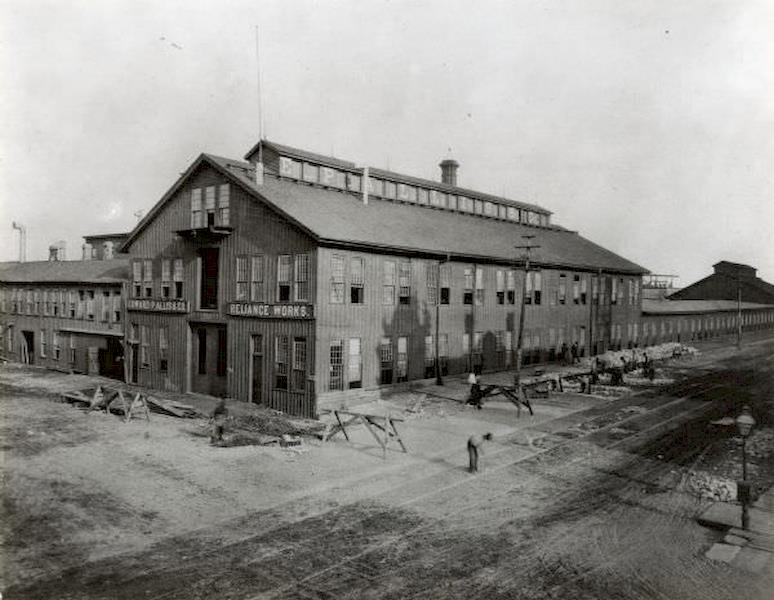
xmin=633 ymin=279 xmax=640 ymax=305
xmin=190 ymin=188 xmax=203 ymax=228
xmin=159 ymin=326 xmax=168 ymax=372
xmin=53 ymin=331 xmax=60 ymax=360
xmin=496 ymin=330 xmax=505 ymax=365
xmin=496 ymin=270 xmax=505 ymax=304
xmin=86 ymin=290 xmax=94 ymax=321
xmin=143 ymin=260 xmax=153 ymax=297
xmin=161 ymin=260 xmax=172 ymax=298
xmin=69 ymin=333 xmax=76 ymax=363
xmin=199 ymin=248 xmax=219 ymax=309
xmin=475 ymin=268 xmax=484 ymax=305
xmin=218 ymin=184 xmax=230 ymax=226
xmin=462 ymin=333 xmax=470 ymax=356
xmin=40 ymin=329 xmax=46 ymax=358
xmin=279 ymin=156 xmax=301 ymax=178
xmin=112 ymin=292 xmax=121 ymax=322
xmin=507 ymin=270 xmax=516 ymax=304
xmin=42 ymin=290 xmax=48 ymax=315
xmin=68 ymin=291 xmax=76 ymax=318
xmin=304 ymin=164 xmax=319 ymax=183
xmin=101 ymin=291 xmax=110 ymax=322
xmin=348 ymin=338 xmax=362 ymax=389
xmin=197 ymin=328 xmax=207 ymax=374
xmin=558 ymin=274 xmax=567 ymax=305
xmin=573 ymin=275 xmax=580 ymax=304
xmin=396 ymin=336 xmax=408 ymax=382
xmin=618 ymin=278 xmax=624 ymax=304
xmin=295 ymin=254 xmax=310 ymax=302
xmin=76 ymin=290 xmax=85 ymax=319
xmin=628 ymin=279 xmax=634 ymax=306
xmin=463 ymin=267 xmax=474 ymax=304
xmin=380 ymin=337 xmax=393 ymax=384
xmin=140 ymin=326 xmax=150 ymax=367
xmin=25 ymin=289 xmax=32 ymax=314
xmin=417 ymin=188 xmax=429 ymax=204
xmin=347 ymin=173 xmax=361 ymax=191
xmin=507 ymin=206 xmax=519 ymax=221
xmin=600 ymin=276 xmax=607 ymax=305
xmin=383 ymin=261 xmax=396 ymax=305
xmin=205 ymin=186 xmax=216 ymax=226
xmin=330 ymin=255 xmax=345 ymax=304
xmin=277 ymin=255 xmax=292 ymax=302
xmin=236 ymin=257 xmax=248 ymax=300
xmin=384 ymin=181 xmax=397 ymax=199
xmin=292 ymin=337 xmax=306 ymax=391
xmin=533 ymin=271 xmax=542 ymax=305
xmin=132 ymin=261 xmax=142 ymax=297
xmin=329 ymin=340 xmax=343 ymax=391
xmin=350 ymin=257 xmax=364 ymax=304
xmin=474 ymin=199 xmax=483 ymax=214
xmin=173 ymin=259 xmax=184 ymax=299
xmin=398 ymin=261 xmax=411 ymax=304
xmin=611 ymin=277 xmax=618 ymax=305
xmin=274 ymin=335 xmax=289 ymax=390
xmin=483 ymin=201 xmax=496 ymax=216
xmin=580 ymin=277 xmax=588 ymax=305
xmin=250 ymin=256 xmax=263 ymax=301
xmin=426 ymin=262 xmax=439 ymax=305
xmin=440 ymin=265 xmax=450 ymax=304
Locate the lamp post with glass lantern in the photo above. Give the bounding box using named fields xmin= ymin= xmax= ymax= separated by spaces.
xmin=735 ymin=405 xmax=756 ymax=530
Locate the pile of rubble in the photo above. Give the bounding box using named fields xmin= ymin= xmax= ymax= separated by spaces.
xmin=744 ymin=428 xmax=774 ymax=460
xmin=589 ymin=342 xmax=699 ymax=370
xmin=685 ymin=471 xmax=738 ymax=502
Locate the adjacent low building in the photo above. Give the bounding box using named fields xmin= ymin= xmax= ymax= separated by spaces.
xmin=119 ymin=139 xmax=646 ymax=417
xmin=0 ymin=255 xmax=128 ymax=379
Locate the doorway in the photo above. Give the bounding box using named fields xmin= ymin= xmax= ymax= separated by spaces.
xmin=21 ymin=330 xmax=34 ymax=364
xmin=191 ymin=324 xmax=227 ymax=397
xmin=251 ymin=334 xmax=263 ymax=404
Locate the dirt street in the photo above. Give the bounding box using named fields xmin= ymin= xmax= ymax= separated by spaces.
xmin=2 ymin=337 xmax=774 ymax=599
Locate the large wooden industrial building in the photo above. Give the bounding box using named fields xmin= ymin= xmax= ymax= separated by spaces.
xmin=119 ymin=140 xmax=646 ymax=417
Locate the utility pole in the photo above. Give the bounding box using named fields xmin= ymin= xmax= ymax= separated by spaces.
xmin=514 ymin=235 xmax=540 ymax=386
xmin=434 ymin=255 xmax=449 ymax=386
xmin=737 ymin=276 xmax=742 ymax=349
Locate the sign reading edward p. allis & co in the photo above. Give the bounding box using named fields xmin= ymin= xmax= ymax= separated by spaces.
xmin=228 ymin=303 xmax=314 ymax=319
xmin=127 ymin=298 xmax=190 ymax=313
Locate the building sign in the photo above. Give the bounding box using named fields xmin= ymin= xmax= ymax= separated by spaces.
xmin=127 ymin=299 xmax=190 ymax=313
xmin=228 ymin=302 xmax=314 ymax=319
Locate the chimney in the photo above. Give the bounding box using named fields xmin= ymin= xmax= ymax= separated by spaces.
xmin=439 ymin=159 xmax=459 ymax=187
xmin=48 ymin=241 xmax=67 ymax=261
xmin=11 ymin=221 xmax=26 ymax=262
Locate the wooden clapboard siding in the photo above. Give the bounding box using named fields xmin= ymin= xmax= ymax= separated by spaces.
xmin=125 ymin=162 xmax=318 ymax=414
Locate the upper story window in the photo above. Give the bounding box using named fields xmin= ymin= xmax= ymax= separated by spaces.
xmin=191 ymin=185 xmax=230 ymax=228
xmin=250 ymin=256 xmax=263 ymax=301
xmin=347 ymin=173 xmax=361 ymax=192
xmin=398 ymin=261 xmax=411 ymax=304
xmin=218 ymin=184 xmax=230 ymax=226
xmin=506 ymin=270 xmax=516 ymax=304
xmin=526 ymin=270 xmax=542 ymax=305
xmin=496 ymin=270 xmax=505 ymax=304
xmin=204 ymin=186 xmax=216 ymax=226
xmin=302 ymin=163 xmax=319 ymax=183
xmin=507 ymin=206 xmax=519 ymax=221
xmin=447 ymin=195 xmax=458 ymax=211
xmin=349 ymin=257 xmax=364 ymax=304
xmin=143 ymin=260 xmax=153 ymax=297
xmin=173 ymin=259 xmax=184 ymax=298
xmin=132 ymin=261 xmax=142 ymax=297
xmin=161 ymin=260 xmax=172 ymax=298
xmin=475 ymin=267 xmax=484 ymax=305
xmin=236 ymin=257 xmax=249 ymax=300
xmin=440 ymin=265 xmax=450 ymax=304
xmin=558 ymin=274 xmax=567 ymax=305
xmin=330 ymin=255 xmax=345 ymax=304
xmin=383 ymin=260 xmax=395 ymax=305
xmin=368 ymin=178 xmax=384 ymax=197
xmin=611 ymin=277 xmax=619 ymax=305
xmin=463 ymin=267 xmax=474 ymax=305
xmin=191 ymin=188 xmax=203 ymax=228
xmin=426 ymin=262 xmax=438 ymax=305
xmin=277 ymin=255 xmax=292 ymax=302
xmin=384 ymin=181 xmax=397 ymax=199
xmin=573 ymin=274 xmax=580 ymax=304
xmin=417 ymin=188 xmax=429 ymax=205
xmin=474 ymin=199 xmax=483 ymax=215
xmin=483 ymin=201 xmax=496 ymax=217
xmin=294 ymin=254 xmax=309 ymax=302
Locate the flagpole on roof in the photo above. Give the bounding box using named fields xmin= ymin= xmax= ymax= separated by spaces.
xmin=255 ymin=25 xmax=265 ymax=159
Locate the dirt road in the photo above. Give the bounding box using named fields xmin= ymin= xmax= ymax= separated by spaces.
xmin=2 ymin=338 xmax=773 ymax=599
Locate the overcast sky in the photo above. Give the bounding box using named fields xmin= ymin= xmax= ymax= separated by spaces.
xmin=1 ymin=0 xmax=772 ymax=285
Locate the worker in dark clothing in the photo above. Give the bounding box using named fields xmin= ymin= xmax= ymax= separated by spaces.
xmin=209 ymin=398 xmax=228 ymax=445
xmin=468 ymin=432 xmax=493 ymax=473
xmin=560 ymin=342 xmax=569 ymax=365
xmin=570 ymin=342 xmax=579 ymax=365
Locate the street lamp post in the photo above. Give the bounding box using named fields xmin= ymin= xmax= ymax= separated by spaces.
xmin=735 ymin=405 xmax=756 ymax=530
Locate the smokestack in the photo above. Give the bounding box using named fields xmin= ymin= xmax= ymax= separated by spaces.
xmin=439 ymin=159 xmax=459 ymax=187
xmin=49 ymin=241 xmax=67 ymax=261
xmin=11 ymin=221 xmax=26 ymax=262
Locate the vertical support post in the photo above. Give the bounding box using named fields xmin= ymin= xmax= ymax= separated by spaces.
xmin=435 ymin=260 xmax=443 ymax=385
xmin=741 ymin=436 xmax=749 ymax=530
xmin=737 ymin=279 xmax=742 ymax=349
xmin=514 ymin=236 xmax=539 ymax=387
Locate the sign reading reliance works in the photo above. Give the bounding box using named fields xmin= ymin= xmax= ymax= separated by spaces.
xmin=228 ymin=303 xmax=314 ymax=319
xmin=127 ymin=299 xmax=190 ymax=313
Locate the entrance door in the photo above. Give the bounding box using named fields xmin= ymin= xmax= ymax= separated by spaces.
xmin=251 ymin=334 xmax=263 ymax=404
xmin=130 ymin=343 xmax=139 ymax=383
xmin=21 ymin=331 xmax=34 ymax=364
xmin=191 ymin=324 xmax=227 ymax=397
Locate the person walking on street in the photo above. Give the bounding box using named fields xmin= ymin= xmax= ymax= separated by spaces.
xmin=468 ymin=432 xmax=493 ymax=473
xmin=209 ymin=398 xmax=229 ymax=445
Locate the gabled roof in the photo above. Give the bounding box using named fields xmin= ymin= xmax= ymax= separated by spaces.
xmin=642 ymin=299 xmax=774 ymax=315
xmin=249 ymin=139 xmax=551 ymax=215
xmin=122 ymin=151 xmax=646 ymax=274
xmin=0 ymin=259 xmax=129 ymax=284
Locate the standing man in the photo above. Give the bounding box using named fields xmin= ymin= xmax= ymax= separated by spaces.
xmin=468 ymin=432 xmax=493 ymax=473
xmin=209 ymin=398 xmax=229 ymax=445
